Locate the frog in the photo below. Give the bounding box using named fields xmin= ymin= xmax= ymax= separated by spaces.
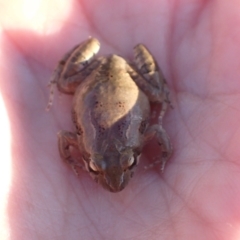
xmin=47 ymin=37 xmax=173 ymax=192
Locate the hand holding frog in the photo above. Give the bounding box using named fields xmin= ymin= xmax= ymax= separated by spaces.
xmin=1 ymin=1 xmax=239 ymax=239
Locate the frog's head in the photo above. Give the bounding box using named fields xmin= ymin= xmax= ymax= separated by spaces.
xmin=86 ymin=148 xmax=139 ymax=192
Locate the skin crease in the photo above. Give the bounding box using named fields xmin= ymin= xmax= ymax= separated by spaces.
xmin=1 ymin=0 xmax=240 ymax=239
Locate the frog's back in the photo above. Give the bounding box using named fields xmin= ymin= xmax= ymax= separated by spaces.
xmin=72 ymin=55 xmax=150 ymax=151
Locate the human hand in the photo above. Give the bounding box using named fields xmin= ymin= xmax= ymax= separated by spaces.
xmin=1 ymin=1 xmax=240 ymax=239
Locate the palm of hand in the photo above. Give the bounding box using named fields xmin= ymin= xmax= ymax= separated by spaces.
xmin=1 ymin=1 xmax=240 ymax=239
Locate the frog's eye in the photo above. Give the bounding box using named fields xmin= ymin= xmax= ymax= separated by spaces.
xmin=126 ymin=156 xmax=138 ymax=170
xmin=128 ymin=156 xmax=135 ymax=166
xmin=89 ymin=161 xmax=99 ymax=172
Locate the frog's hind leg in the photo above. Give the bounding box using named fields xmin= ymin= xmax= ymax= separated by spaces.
xmin=128 ymin=44 xmax=173 ymax=171
xmin=47 ymin=37 xmax=100 ymax=110
xmin=131 ymin=44 xmax=172 ymax=117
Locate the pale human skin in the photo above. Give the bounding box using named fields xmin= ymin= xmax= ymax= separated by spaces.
xmin=1 ymin=0 xmax=240 ymax=239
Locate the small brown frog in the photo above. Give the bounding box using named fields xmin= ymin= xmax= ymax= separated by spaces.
xmin=48 ymin=37 xmax=172 ymax=192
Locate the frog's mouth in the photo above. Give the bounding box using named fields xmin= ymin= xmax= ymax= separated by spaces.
xmin=99 ymin=171 xmax=132 ymax=192
xmin=87 ymin=154 xmax=139 ymax=192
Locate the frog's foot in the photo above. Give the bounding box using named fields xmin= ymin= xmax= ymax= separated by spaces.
xmin=58 ymin=131 xmax=85 ymax=175
xmin=46 ymin=79 xmax=57 ymax=111
xmin=64 ymin=158 xmax=85 ymax=176
xmin=144 ymin=125 xmax=172 ymax=172
xmin=46 ymin=44 xmax=79 ymax=110
xmin=144 ymin=151 xmax=169 ymax=172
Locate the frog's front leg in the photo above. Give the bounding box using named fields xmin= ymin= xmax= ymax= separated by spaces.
xmin=47 ymin=37 xmax=100 ymax=110
xmin=58 ymin=130 xmax=85 ymax=175
xmin=144 ymin=125 xmax=172 ymax=171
